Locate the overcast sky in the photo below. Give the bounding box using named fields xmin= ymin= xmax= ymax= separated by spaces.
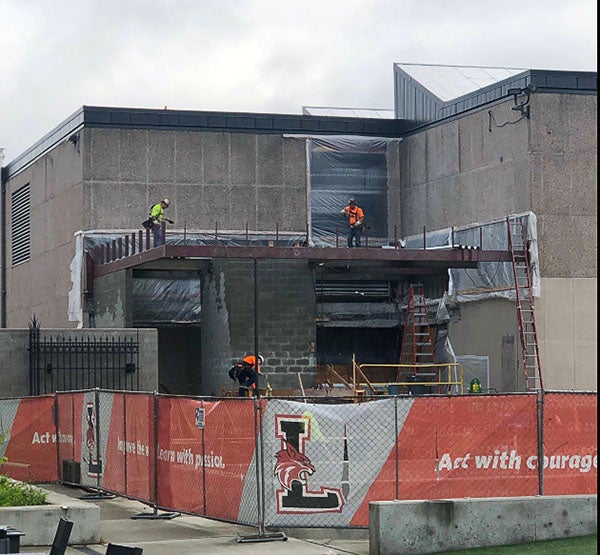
xmin=0 ymin=0 xmax=596 ymax=162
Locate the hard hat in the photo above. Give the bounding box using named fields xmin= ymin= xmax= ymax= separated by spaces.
xmin=258 ymin=355 xmax=264 ymax=364
xmin=348 ymin=197 xmax=356 ymax=203
xmin=161 ymin=198 xmax=170 ymax=206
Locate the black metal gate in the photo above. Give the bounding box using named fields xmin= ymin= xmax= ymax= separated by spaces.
xmin=28 ymin=317 xmax=140 ymax=395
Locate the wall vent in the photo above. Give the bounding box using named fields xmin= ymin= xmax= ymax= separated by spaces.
xmin=11 ymin=183 xmax=31 ymax=266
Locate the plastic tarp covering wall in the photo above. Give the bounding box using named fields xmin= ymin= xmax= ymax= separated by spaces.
xmin=68 ymin=230 xmax=305 ymax=327
xmin=309 ymin=136 xmax=396 ymax=246
xmin=403 ymin=212 xmax=540 ymax=302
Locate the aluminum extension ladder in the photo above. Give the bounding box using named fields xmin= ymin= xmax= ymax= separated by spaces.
xmin=507 ymin=216 xmax=543 ymax=391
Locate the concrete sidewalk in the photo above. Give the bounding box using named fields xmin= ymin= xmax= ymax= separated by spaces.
xmin=19 ymin=484 xmax=370 ymax=555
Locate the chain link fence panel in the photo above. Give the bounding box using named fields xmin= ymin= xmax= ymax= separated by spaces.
xmin=541 ymin=391 xmax=597 ymax=495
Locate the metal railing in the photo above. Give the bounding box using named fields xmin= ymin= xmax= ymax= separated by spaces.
xmin=356 ymin=362 xmax=464 ymax=395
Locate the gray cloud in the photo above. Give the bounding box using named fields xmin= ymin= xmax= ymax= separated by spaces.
xmin=0 ymin=0 xmax=596 ymax=161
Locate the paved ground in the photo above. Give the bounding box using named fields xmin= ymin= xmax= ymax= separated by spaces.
xmin=19 ymin=484 xmax=370 ymax=555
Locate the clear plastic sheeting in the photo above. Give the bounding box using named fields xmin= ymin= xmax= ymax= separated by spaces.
xmin=68 ymin=230 xmax=306 ymax=327
xmin=402 ymin=212 xmax=540 ymax=302
xmin=309 ymin=136 xmax=398 ymax=246
xmin=133 ymin=277 xmax=201 ymax=326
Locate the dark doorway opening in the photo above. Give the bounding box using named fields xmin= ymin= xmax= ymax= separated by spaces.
xmin=157 ymin=327 xmax=202 ymax=395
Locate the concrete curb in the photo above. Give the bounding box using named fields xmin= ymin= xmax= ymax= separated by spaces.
xmin=0 ymin=486 xmax=100 ymax=546
xmin=369 ymin=494 xmax=597 ymax=555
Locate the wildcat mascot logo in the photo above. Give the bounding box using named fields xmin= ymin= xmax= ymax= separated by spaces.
xmin=274 ymin=415 xmax=344 ymax=513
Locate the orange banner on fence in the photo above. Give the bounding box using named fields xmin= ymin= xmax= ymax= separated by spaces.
xmin=156 ymin=397 xmax=258 ymax=521
xmin=3 ymin=396 xmax=57 ymax=482
xmin=350 ymin=395 xmax=540 ymax=526
xmin=542 ymin=393 xmax=597 ymax=495
xmin=103 ymin=393 xmax=154 ymax=501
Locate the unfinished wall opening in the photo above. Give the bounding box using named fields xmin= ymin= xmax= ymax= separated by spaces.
xmin=132 ymin=271 xmax=202 ymax=395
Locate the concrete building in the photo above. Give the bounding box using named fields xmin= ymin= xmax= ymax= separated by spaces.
xmin=0 ymin=64 xmax=596 ymax=397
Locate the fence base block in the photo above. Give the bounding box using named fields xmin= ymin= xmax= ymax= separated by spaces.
xmin=78 ymin=489 xmax=116 ymax=500
xmin=237 ymin=532 xmax=287 ymax=543
xmin=131 ymin=511 xmax=180 ymax=520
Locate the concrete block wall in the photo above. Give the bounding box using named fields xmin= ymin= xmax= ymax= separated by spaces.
xmin=201 ymin=259 xmax=316 ymax=396
xmin=0 ymin=328 xmax=158 ymax=399
xmin=369 ymin=495 xmax=597 ymax=555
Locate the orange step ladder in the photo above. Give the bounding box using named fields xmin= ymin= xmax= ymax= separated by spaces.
xmin=398 ymin=284 xmax=435 ymax=386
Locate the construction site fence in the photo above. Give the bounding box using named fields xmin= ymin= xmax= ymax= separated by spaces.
xmin=0 ymin=390 xmax=596 ymax=529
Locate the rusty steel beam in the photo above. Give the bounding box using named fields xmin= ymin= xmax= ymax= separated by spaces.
xmin=92 ymin=243 xmax=511 ymax=278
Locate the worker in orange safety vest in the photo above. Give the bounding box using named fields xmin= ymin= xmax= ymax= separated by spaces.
xmin=235 ymin=355 xmax=263 ymax=397
xmin=340 ymin=198 xmax=365 ymax=247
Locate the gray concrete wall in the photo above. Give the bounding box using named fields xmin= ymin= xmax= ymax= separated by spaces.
xmin=398 ymin=93 xmax=597 ymax=281
xmin=82 ymin=128 xmax=308 ymax=233
xmin=3 ymin=138 xmax=84 ymax=328
xmin=398 ymin=98 xmax=531 ymax=235
xmin=0 ymin=328 xmax=158 ymax=398
xmin=399 ymin=92 xmax=597 ymax=391
xmin=447 ymin=298 xmax=522 ymax=392
xmin=536 ymin=277 xmax=597 ymax=390
xmin=201 ymin=259 xmax=316 ymax=396
xmin=369 ymin=495 xmax=597 ymax=555
xmin=529 ymin=94 xmax=597 ymax=278
xmin=2 ymin=128 xmax=308 ymax=330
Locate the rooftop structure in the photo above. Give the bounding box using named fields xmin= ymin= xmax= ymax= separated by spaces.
xmin=302 ymin=106 xmax=395 ymax=118
xmin=394 ymin=63 xmax=597 ymax=122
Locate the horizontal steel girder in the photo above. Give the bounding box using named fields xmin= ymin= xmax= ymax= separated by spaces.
xmin=92 ymin=244 xmax=512 ymax=278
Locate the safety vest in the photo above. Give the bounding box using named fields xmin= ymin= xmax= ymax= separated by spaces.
xmin=150 ymin=203 xmax=164 ymax=222
xmin=343 ymin=205 xmax=364 ymax=226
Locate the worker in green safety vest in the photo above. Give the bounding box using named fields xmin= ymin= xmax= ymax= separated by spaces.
xmin=469 ymin=378 xmax=482 ymax=393
xmin=147 ymin=198 xmax=174 ymax=245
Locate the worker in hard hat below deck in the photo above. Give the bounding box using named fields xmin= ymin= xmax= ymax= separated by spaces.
xmin=237 ymin=355 xmax=263 ymax=397
xmin=150 ymin=198 xmax=174 ymax=246
xmin=340 ymin=198 xmax=365 ymax=247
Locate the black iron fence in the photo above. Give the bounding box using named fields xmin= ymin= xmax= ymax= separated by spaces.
xmin=28 ymin=318 xmax=139 ymax=395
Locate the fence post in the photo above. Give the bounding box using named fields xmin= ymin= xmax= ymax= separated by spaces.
xmin=123 ymin=392 xmax=128 ymax=496
xmin=537 ymin=390 xmax=545 ymax=495
xmin=94 ymin=388 xmax=101 ymax=491
xmin=237 ymin=397 xmax=285 ymax=543
xmin=395 ymin=396 xmax=399 ymax=500
xmin=201 ymin=399 xmax=207 ymax=515
xmin=54 ymin=393 xmax=61 ymax=481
